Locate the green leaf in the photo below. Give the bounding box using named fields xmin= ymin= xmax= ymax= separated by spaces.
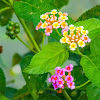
xmin=12 ymin=53 xmax=22 ymax=66
xmin=0 ymin=67 xmax=6 ymax=94
xmin=38 ymin=94 xmax=62 ymax=100
xmin=14 ymin=0 xmax=55 ymax=26
xmin=87 ymin=84 xmax=100 ymax=100
xmin=54 ymin=0 xmax=69 ymax=9
xmin=12 ymin=85 xmax=30 ymax=100
xmin=24 ymin=42 xmax=69 ymax=74
xmin=5 ymin=87 xmax=17 ymax=99
xmin=80 ymin=52 xmax=100 ymax=88
xmin=78 ymin=93 xmax=88 ymax=100
xmin=90 ymin=35 xmax=100 ymax=53
xmin=75 ymin=18 xmax=100 ymax=40
xmin=71 ymin=67 xmax=88 ymax=89
xmin=77 ymin=5 xmax=100 ymax=21
xmin=0 ymin=93 xmax=9 ymax=100
xmin=0 ymin=0 xmax=13 ymax=26
xmin=20 ymin=56 xmax=47 ymax=100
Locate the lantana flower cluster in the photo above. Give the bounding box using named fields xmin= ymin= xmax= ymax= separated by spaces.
xmin=36 ymin=9 xmax=68 ymax=36
xmin=48 ymin=64 xmax=75 ymax=90
xmin=60 ymin=25 xmax=91 ymax=51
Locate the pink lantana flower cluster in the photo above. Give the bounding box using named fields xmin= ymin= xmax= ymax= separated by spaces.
xmin=48 ymin=64 xmax=75 ymax=91
xmin=60 ymin=25 xmax=91 ymax=51
xmin=36 ymin=9 xmax=68 ymax=36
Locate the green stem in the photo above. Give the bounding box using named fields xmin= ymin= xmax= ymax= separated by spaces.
xmin=16 ymin=17 xmax=40 ymax=52
xmin=56 ymin=29 xmax=62 ymax=37
xmin=15 ymin=34 xmax=37 ymax=54
xmin=0 ymin=7 xmax=11 ymax=13
xmin=75 ymin=80 xmax=90 ymax=89
xmin=2 ymin=0 xmax=10 ymax=6
xmin=62 ymin=90 xmax=72 ymax=100
xmin=46 ymin=88 xmax=57 ymax=92
xmin=42 ymin=33 xmax=45 ymax=48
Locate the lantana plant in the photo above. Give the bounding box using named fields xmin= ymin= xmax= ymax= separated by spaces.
xmin=1 ymin=0 xmax=100 ymax=99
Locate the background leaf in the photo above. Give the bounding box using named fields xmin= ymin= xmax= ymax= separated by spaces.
xmin=38 ymin=93 xmax=62 ymax=100
xmin=20 ymin=56 xmax=47 ymax=100
xmin=0 ymin=0 xmax=13 ymax=26
xmin=80 ymin=52 xmax=100 ymax=88
xmin=87 ymin=84 xmax=100 ymax=100
xmin=54 ymin=0 xmax=69 ymax=9
xmin=71 ymin=67 xmax=88 ymax=89
xmin=0 ymin=93 xmax=9 ymax=100
xmin=77 ymin=5 xmax=100 ymax=21
xmin=75 ymin=18 xmax=100 ymax=40
xmin=5 ymin=87 xmax=17 ymax=99
xmin=24 ymin=42 xmax=69 ymax=74
xmin=0 ymin=67 xmax=6 ymax=94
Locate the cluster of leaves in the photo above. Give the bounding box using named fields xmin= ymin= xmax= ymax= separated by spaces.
xmin=0 ymin=0 xmax=100 ymax=100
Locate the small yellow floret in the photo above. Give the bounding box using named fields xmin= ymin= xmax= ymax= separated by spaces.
xmin=63 ymin=31 xmax=68 ymax=37
xmin=41 ymin=22 xmax=48 ymax=29
xmin=53 ymin=22 xmax=60 ymax=29
xmin=61 ymin=22 xmax=68 ymax=28
xmin=69 ymin=25 xmax=75 ymax=31
xmin=81 ymin=30 xmax=88 ymax=35
xmin=76 ymin=26 xmax=84 ymax=31
xmin=60 ymin=37 xmax=69 ymax=43
xmin=60 ymin=16 xmax=67 ymax=20
xmin=78 ymin=40 xmax=85 ymax=47
xmin=40 ymin=14 xmax=48 ymax=19
xmin=69 ymin=43 xmax=77 ymax=51
xmin=51 ymin=9 xmax=57 ymax=14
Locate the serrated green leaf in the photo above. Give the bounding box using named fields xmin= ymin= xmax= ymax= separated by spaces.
xmin=54 ymin=0 xmax=69 ymax=9
xmin=0 ymin=0 xmax=13 ymax=26
xmin=87 ymin=84 xmax=100 ymax=100
xmin=24 ymin=42 xmax=69 ymax=74
xmin=90 ymin=35 xmax=100 ymax=53
xmin=14 ymin=0 xmax=55 ymax=26
xmin=77 ymin=5 xmax=100 ymax=21
xmin=80 ymin=53 xmax=100 ymax=88
xmin=0 ymin=67 xmax=6 ymax=94
xmin=75 ymin=18 xmax=100 ymax=40
xmin=38 ymin=93 xmax=62 ymax=100
xmin=5 ymin=87 xmax=17 ymax=99
xmin=20 ymin=56 xmax=47 ymax=100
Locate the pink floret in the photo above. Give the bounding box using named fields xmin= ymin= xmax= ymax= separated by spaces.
xmin=65 ymin=64 xmax=74 ymax=72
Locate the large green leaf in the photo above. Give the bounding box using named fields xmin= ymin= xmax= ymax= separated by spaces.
xmin=77 ymin=5 xmax=100 ymax=21
xmin=14 ymin=0 xmax=55 ymax=26
xmin=0 ymin=67 xmax=6 ymax=94
xmin=75 ymin=18 xmax=100 ymax=40
xmin=87 ymin=84 xmax=100 ymax=100
xmin=90 ymin=36 xmax=100 ymax=54
xmin=80 ymin=52 xmax=100 ymax=88
xmin=54 ymin=0 xmax=69 ymax=9
xmin=0 ymin=0 xmax=13 ymax=26
xmin=20 ymin=56 xmax=47 ymax=100
xmin=24 ymin=42 xmax=69 ymax=74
